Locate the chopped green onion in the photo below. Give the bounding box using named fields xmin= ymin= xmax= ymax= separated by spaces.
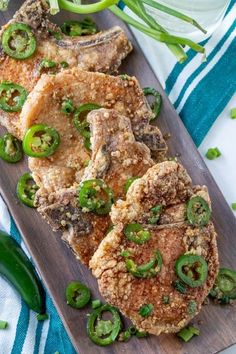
xmin=39 ymin=59 xmax=57 ymax=72
xmin=49 ymin=0 xmax=60 ymax=15
xmin=120 ymin=250 xmax=131 ymax=258
xmin=138 ymin=303 xmax=154 ymax=317
xmin=0 ymin=0 xmax=9 ymax=11
xmin=61 ymin=99 xmax=75 ymax=115
xmin=232 ymin=203 xmax=236 ymax=211
xmin=187 ymin=300 xmax=197 ymax=315
xmin=162 ymin=295 xmax=170 ymax=304
xmin=37 ymin=313 xmax=49 ymax=321
xmin=0 ymin=320 xmax=8 ymax=329
xmin=118 ymin=329 xmax=132 ymax=342
xmin=60 ymin=61 xmax=69 ymax=69
xmin=205 ymin=147 xmax=221 ymax=160
xmin=173 ymin=280 xmax=187 ymax=294
xmin=92 ymin=299 xmax=102 ymax=309
xmin=230 ymin=108 xmax=236 ymax=119
xmin=177 ymin=326 xmax=200 ymax=342
xmin=135 ymin=330 xmax=149 ymax=338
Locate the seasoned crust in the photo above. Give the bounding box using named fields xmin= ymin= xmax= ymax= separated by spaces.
xmin=38 ymin=109 xmax=154 ymax=264
xmin=0 ymin=0 xmax=132 ymax=138
xmin=90 ymin=161 xmax=219 ymax=335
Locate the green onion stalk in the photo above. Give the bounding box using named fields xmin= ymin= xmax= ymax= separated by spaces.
xmin=48 ymin=0 xmax=206 ymax=63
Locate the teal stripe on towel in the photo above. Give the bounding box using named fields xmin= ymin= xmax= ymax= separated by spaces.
xmin=179 ymin=39 xmax=236 ymax=146
xmin=173 ymin=20 xmax=235 ymax=109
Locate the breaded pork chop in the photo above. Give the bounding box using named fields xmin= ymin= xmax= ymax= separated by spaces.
xmin=90 ymin=161 xmax=219 ymax=335
xmin=21 ymin=68 xmax=166 ymax=197
xmin=38 ymin=109 xmax=154 ymax=264
xmin=0 ymin=0 xmax=132 ymax=138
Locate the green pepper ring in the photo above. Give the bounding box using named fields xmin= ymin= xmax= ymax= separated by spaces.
xmin=143 ymin=87 xmax=162 ymax=120
xmin=0 ymin=82 xmax=28 ymax=112
xmin=73 ymin=103 xmax=101 ymax=138
xmin=0 ymin=133 xmax=23 ymax=163
xmin=87 ymin=304 xmax=121 ymax=346
xmin=23 ymin=124 xmax=60 ymax=158
xmin=175 ymin=254 xmax=208 ymax=288
xmin=215 ymin=268 xmax=236 ymax=300
xmin=187 ymin=196 xmax=211 ymax=227
xmin=16 ymin=172 xmax=38 ymax=208
xmin=66 ymin=281 xmax=91 ymax=309
xmin=124 ymin=223 xmax=151 ymax=244
xmin=78 ymin=179 xmax=114 ymax=215
xmin=2 ymin=23 xmax=37 ymax=60
xmin=125 ymin=250 xmax=162 ymax=278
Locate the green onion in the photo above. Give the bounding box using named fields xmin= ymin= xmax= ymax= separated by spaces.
xmin=0 ymin=0 xmax=9 ymax=11
xmin=39 ymin=59 xmax=57 ymax=71
xmin=187 ymin=300 xmax=197 ymax=315
xmin=92 ymin=299 xmax=102 ymax=309
xmin=60 ymin=61 xmax=69 ymax=69
xmin=37 ymin=313 xmax=49 ymax=321
xmin=162 ymin=295 xmax=170 ymax=304
xmin=142 ymin=0 xmax=207 ymax=34
xmin=122 ymin=0 xmax=187 ymax=63
xmin=177 ymin=326 xmax=200 ymax=342
xmin=49 ymin=0 xmax=60 ymax=15
xmin=232 ymin=203 xmax=236 ymax=211
xmin=58 ymin=0 xmax=118 ymax=14
xmin=110 ymin=6 xmax=205 ymax=54
xmin=135 ymin=330 xmax=149 ymax=338
xmin=61 ymin=99 xmax=75 ymax=115
xmin=205 ymin=147 xmax=221 ymax=160
xmin=173 ymin=280 xmax=187 ymax=294
xmin=138 ymin=303 xmax=154 ymax=317
xmin=0 ymin=320 xmax=8 ymax=329
xmin=230 ymin=108 xmax=236 ymax=119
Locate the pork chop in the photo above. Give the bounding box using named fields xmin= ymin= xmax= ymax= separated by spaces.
xmin=38 ymin=108 xmax=154 ymax=264
xmin=90 ymin=161 xmax=219 ymax=335
xmin=0 ymin=0 xmax=132 ymax=138
xmin=20 ymin=68 xmax=166 ymax=198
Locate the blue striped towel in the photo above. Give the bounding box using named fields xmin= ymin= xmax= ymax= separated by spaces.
xmin=0 ymin=1 xmax=235 ymax=353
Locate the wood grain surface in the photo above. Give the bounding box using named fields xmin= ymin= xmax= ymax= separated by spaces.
xmin=0 ymin=2 xmax=236 ymax=354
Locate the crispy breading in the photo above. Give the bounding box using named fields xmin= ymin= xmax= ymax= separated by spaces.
xmin=0 ymin=0 xmax=132 ymax=137
xmin=90 ymin=161 xmax=219 ymax=335
xmin=38 ymin=109 xmax=154 ymax=264
xmin=21 ymin=69 xmax=166 ymax=197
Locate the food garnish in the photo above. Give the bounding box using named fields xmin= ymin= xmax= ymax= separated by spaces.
xmin=0 ymin=133 xmax=23 ymax=163
xmin=17 ymin=173 xmax=39 ymax=208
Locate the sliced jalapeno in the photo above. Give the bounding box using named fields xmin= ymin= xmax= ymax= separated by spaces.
xmin=175 ymin=254 xmax=208 ymax=288
xmin=0 ymin=82 xmax=27 ymax=112
xmin=124 ymin=223 xmax=150 ymax=244
xmin=17 ymin=173 xmax=39 ymax=208
xmin=2 ymin=23 xmax=36 ymax=60
xmin=143 ymin=87 xmax=162 ymax=119
xmin=210 ymin=268 xmax=236 ymax=302
xmin=61 ymin=18 xmax=98 ymax=36
xmin=66 ymin=281 xmax=91 ymax=309
xmin=125 ymin=250 xmax=162 ymax=278
xmin=124 ymin=176 xmax=139 ymax=193
xmin=73 ymin=103 xmax=101 ymax=138
xmin=78 ymin=179 xmax=114 ymax=215
xmin=39 ymin=59 xmax=57 ymax=73
xmin=187 ymin=196 xmax=211 ymax=227
xmin=23 ymin=124 xmax=60 ymax=158
xmin=87 ymin=304 xmax=121 ymax=346
xmin=148 ymin=204 xmax=162 ymax=224
xmin=0 ymin=133 xmax=23 ymax=163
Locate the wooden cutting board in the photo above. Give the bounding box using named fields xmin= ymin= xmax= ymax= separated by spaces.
xmin=0 ymin=2 xmax=236 ymax=353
